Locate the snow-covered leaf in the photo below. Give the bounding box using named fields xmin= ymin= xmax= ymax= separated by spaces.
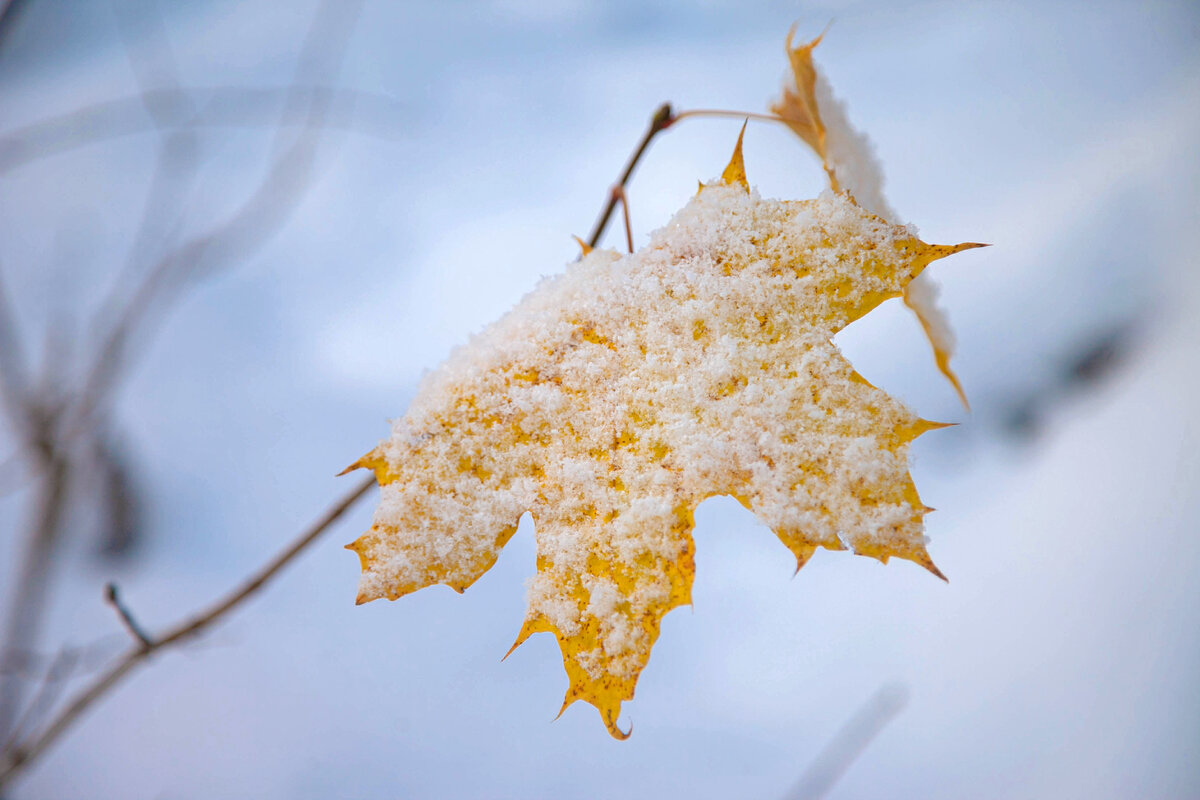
xmin=346 ymin=130 xmax=980 ymax=736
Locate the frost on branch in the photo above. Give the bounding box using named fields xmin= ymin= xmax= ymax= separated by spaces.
xmin=346 ymin=129 xmax=982 ymax=738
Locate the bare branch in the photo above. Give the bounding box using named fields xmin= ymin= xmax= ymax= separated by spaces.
xmin=0 ymin=0 xmax=370 ymax=782
xmin=0 ymin=86 xmax=407 ymax=176
xmin=0 ymin=456 xmax=68 ymax=740
xmin=611 ymin=185 xmax=634 ymax=254
xmin=0 ymin=472 xmax=374 ymax=789
xmin=784 ymin=684 xmax=910 ymax=800
xmin=0 ymin=0 xmax=369 ymax=777
xmin=109 ymin=0 xmax=192 ymax=128
xmin=0 ymin=649 xmax=78 ymax=756
xmin=103 ymin=584 xmax=152 ymax=650
xmin=584 ymin=106 xmax=788 ymax=250
xmin=586 ymin=103 xmax=673 ymax=249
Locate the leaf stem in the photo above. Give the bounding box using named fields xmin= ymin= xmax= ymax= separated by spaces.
xmin=671 ymin=109 xmax=785 ymax=125
xmin=103 ymin=584 xmax=152 ymax=650
xmin=586 ymin=103 xmax=673 ymax=249
xmin=585 ymin=106 xmax=786 ymax=250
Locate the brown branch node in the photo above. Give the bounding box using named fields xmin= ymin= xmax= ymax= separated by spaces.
xmin=104 ymin=584 xmax=153 ymax=651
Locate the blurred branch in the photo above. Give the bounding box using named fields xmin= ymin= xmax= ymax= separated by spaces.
xmin=0 ymin=85 xmax=408 ymax=176
xmin=0 ymin=648 xmax=77 ymax=757
xmin=612 ymin=185 xmax=634 ymax=253
xmin=0 ymin=452 xmax=67 ymax=738
xmin=109 ymin=0 xmax=192 ymax=128
xmin=103 ymin=584 xmax=151 ymax=650
xmin=784 ymin=684 xmax=909 ymax=800
xmin=0 ymin=637 xmax=125 ymax=678
xmin=69 ymin=0 xmax=362 ymax=436
xmin=0 ymin=265 xmax=33 ymax=447
xmin=91 ymin=434 xmax=140 ymax=558
xmin=0 ymin=0 xmax=369 ymax=780
xmin=0 ymin=0 xmax=30 ymax=53
xmin=0 ymin=472 xmax=374 ymax=789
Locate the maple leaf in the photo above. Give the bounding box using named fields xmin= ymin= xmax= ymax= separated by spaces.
xmin=772 ymin=28 xmax=970 ymax=406
xmin=345 ymin=123 xmax=982 ymax=737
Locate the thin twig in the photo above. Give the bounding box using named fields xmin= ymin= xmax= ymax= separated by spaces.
xmin=585 ymin=105 xmax=788 ymax=250
xmin=109 ymin=0 xmax=193 ymax=129
xmin=0 ymin=455 xmax=68 ymax=742
xmin=103 ymin=585 xmax=152 ymax=650
xmin=0 ymin=637 xmax=126 ymax=679
xmin=99 ymin=0 xmax=201 ymax=321
xmin=612 ymin=186 xmax=634 ymax=253
xmin=0 ymin=473 xmax=375 ymax=789
xmin=3 ymin=1 xmax=201 ymax=745
xmin=784 ymin=684 xmax=910 ymax=800
xmin=0 ymin=0 xmax=368 ymax=783
xmin=586 ymin=103 xmax=674 ymax=249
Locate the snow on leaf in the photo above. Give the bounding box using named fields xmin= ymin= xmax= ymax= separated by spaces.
xmin=772 ymin=29 xmax=973 ymax=406
xmin=346 ymin=131 xmax=983 ymax=738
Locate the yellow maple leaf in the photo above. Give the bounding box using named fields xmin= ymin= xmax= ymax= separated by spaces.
xmin=345 ymin=124 xmax=982 ymax=737
xmin=772 ymin=28 xmax=972 ymax=407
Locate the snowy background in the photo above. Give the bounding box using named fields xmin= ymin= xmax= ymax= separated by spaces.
xmin=1 ymin=0 xmax=1198 ymax=798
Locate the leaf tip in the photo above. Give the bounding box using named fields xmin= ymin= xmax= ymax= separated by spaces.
xmin=597 ymin=704 xmax=632 ymax=740
xmin=503 ymin=619 xmax=539 ymax=661
xmin=915 ymin=550 xmax=949 ymax=583
xmin=607 ymin=717 xmax=632 ymax=741
xmin=720 ymin=121 xmax=750 ymax=191
xmin=923 ymin=241 xmax=989 ymax=264
xmin=784 ymin=20 xmax=826 ymax=54
xmin=572 ymin=234 xmax=594 ymax=256
xmin=912 ymin=418 xmax=957 ymax=438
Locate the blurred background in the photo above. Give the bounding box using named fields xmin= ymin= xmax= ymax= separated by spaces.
xmin=0 ymin=1 xmax=1197 ymax=798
